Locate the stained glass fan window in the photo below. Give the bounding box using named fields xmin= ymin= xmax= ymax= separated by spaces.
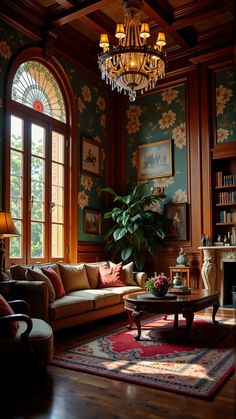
xmin=11 ymin=61 xmax=66 ymax=122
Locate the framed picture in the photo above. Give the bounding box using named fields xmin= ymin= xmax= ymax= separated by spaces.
xmin=164 ymin=203 xmax=188 ymax=241
xmin=81 ymin=137 xmax=101 ymax=176
xmin=83 ymin=208 xmax=101 ymax=235
xmin=137 ymin=139 xmax=173 ymax=180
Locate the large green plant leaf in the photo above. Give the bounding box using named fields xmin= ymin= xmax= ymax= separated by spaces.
xmin=113 ymin=227 xmax=128 ymax=241
xmin=121 ymin=246 xmax=133 ymax=261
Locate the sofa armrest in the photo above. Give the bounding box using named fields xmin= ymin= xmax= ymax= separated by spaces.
xmin=13 ymin=281 xmax=49 ymax=322
xmin=133 ymin=272 xmax=147 ymax=288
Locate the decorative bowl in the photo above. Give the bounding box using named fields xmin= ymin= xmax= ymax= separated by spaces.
xmin=151 ymin=286 xmax=168 ymax=298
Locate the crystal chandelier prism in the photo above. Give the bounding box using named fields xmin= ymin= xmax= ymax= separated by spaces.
xmin=98 ymin=0 xmax=167 ymax=102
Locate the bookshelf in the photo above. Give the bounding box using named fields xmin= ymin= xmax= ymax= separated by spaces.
xmin=212 ymin=152 xmax=236 ymax=245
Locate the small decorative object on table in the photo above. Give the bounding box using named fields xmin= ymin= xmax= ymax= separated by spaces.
xmin=176 ymin=247 xmax=187 ymax=266
xmin=170 ymin=272 xmax=191 ymax=294
xmin=145 ymin=273 xmax=170 ymax=297
xmin=201 ymin=233 xmax=206 ymax=246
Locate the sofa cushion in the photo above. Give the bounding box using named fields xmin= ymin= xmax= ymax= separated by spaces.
xmin=41 ymin=267 xmax=66 ymax=299
xmin=9 ymin=264 xmax=31 ymax=280
xmin=58 ymin=263 xmax=90 ymax=292
xmin=49 ymin=295 xmax=93 ymax=321
xmin=34 ymin=263 xmax=62 ymax=279
xmin=105 ymin=285 xmax=142 ymax=297
xmin=26 ymin=267 xmax=56 ymax=303
xmin=109 ymin=261 xmax=136 ymax=286
xmin=85 ymin=261 xmax=108 ymax=289
xmin=69 ymin=289 xmax=121 ymax=309
xmin=99 ymin=262 xmax=126 ymax=288
xmin=0 ymin=294 xmax=19 ymax=337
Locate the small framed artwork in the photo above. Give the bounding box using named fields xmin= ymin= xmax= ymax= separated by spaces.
xmin=164 ymin=203 xmax=188 ymax=241
xmin=83 ymin=208 xmax=101 ymax=235
xmin=81 ymin=137 xmax=101 ymax=176
xmin=137 ymin=139 xmax=173 ymax=180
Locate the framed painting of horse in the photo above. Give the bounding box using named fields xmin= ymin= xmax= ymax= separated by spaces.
xmin=81 ymin=137 xmax=101 ymax=176
xmin=137 ymin=139 xmax=173 ymax=180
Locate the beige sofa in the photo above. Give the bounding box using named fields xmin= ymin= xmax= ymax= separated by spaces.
xmin=9 ymin=261 xmax=147 ymax=331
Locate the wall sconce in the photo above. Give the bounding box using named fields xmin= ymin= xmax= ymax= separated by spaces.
xmin=0 ymin=211 xmax=20 ymax=281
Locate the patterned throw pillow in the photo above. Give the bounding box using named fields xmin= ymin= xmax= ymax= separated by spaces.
xmin=0 ymin=294 xmax=19 ymax=337
xmin=109 ymin=261 xmax=136 ymax=286
xmin=98 ymin=262 xmax=126 ymax=288
xmin=41 ymin=267 xmax=66 ymax=299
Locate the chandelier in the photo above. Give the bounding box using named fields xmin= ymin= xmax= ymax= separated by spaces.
xmin=98 ymin=0 xmax=167 ymax=102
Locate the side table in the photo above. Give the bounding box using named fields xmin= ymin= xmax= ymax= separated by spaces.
xmin=169 ymin=266 xmax=198 ymax=288
xmin=0 ymin=279 xmax=16 ymax=300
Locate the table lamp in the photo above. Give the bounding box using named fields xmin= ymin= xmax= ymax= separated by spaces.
xmin=0 ymin=211 xmax=20 ymax=281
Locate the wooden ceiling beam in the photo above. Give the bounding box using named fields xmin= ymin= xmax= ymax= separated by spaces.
xmin=173 ymin=0 xmax=232 ymax=29
xmin=50 ymin=0 xmax=111 ymax=27
xmin=54 ymin=0 xmax=75 ymax=9
xmin=143 ymin=1 xmax=192 ymax=49
xmin=78 ymin=15 xmax=117 ymax=44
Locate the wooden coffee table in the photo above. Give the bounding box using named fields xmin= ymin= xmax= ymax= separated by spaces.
xmin=123 ymin=289 xmax=220 ymax=340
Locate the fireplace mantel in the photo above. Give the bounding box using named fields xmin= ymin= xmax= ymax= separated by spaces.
xmin=199 ymin=246 xmax=236 ymax=305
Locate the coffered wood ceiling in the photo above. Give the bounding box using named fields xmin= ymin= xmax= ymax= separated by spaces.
xmin=1 ymin=0 xmax=235 ymax=74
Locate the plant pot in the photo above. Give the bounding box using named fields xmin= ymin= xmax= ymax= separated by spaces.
xmin=151 ymin=286 xmax=168 ymax=297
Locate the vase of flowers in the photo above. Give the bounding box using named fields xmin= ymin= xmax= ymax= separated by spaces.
xmin=145 ymin=273 xmax=169 ymax=297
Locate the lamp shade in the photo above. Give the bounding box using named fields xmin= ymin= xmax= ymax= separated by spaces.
xmin=0 ymin=211 xmax=20 ymax=237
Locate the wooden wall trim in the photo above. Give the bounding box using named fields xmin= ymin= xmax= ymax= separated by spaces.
xmin=77 ymin=241 xmax=107 ymax=263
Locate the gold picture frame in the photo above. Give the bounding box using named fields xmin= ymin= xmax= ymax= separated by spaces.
xmin=81 ymin=137 xmax=102 ymax=176
xmin=137 ymin=139 xmax=173 ymax=180
xmin=83 ymin=208 xmax=101 ymax=235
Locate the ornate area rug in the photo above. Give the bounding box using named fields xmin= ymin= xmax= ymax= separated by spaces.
xmin=52 ymin=316 xmax=235 ymax=398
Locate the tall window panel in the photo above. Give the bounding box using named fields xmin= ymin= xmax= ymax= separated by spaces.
xmin=30 ymin=123 xmax=46 ymax=259
xmin=7 ymin=59 xmax=69 ymax=264
xmin=51 ymin=131 xmax=65 ymax=258
xmin=10 ymin=115 xmax=23 ymax=259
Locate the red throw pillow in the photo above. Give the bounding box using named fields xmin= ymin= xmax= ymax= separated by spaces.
xmin=41 ymin=267 xmax=65 ymax=299
xmin=0 ymin=294 xmax=19 ymax=337
xmin=99 ymin=262 xmax=126 ymax=288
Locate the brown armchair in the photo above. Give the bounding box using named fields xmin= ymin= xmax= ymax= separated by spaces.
xmin=0 ymin=299 xmax=54 ymax=375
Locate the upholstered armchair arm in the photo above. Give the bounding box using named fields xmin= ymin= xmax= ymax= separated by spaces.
xmin=8 ymin=300 xmax=30 ymax=315
xmin=0 ymin=313 xmax=33 ymax=340
xmin=134 ymin=271 xmax=147 ymax=288
xmin=13 ymin=280 xmax=49 ymax=321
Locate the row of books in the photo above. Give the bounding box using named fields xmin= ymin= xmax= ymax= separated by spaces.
xmin=214 ymin=171 xmax=236 ymax=187
xmin=216 ymin=211 xmax=236 ymax=223
xmin=215 ymin=191 xmax=236 ymax=204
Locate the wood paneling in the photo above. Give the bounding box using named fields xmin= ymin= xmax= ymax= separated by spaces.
xmin=77 ymin=241 xmax=107 ymax=262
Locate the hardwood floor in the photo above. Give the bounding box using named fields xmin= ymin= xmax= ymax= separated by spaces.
xmin=1 ymin=309 xmax=235 ymax=419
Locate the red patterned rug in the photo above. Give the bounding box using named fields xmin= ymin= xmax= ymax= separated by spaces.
xmin=52 ymin=316 xmax=235 ymax=398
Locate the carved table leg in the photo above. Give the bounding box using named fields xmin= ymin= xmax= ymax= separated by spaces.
xmin=132 ymin=310 xmax=143 ymax=341
xmin=173 ymin=313 xmax=179 ymax=328
xmin=126 ymin=309 xmax=134 ymax=329
xmin=212 ymin=301 xmax=220 ymax=326
xmin=183 ymin=312 xmax=194 ymax=330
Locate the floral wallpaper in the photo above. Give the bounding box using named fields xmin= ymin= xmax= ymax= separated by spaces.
xmin=51 ymin=59 xmax=109 ymax=242
xmin=125 ymin=85 xmax=188 ymax=212
xmin=215 ymin=66 xmax=236 ymax=144
xmin=77 ymin=82 xmax=108 ymax=242
xmin=0 ymin=21 xmax=35 ymax=209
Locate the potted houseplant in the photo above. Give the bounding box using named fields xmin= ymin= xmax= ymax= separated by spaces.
xmin=102 ymin=183 xmax=167 ymax=271
xmin=145 ymin=273 xmax=170 ymax=297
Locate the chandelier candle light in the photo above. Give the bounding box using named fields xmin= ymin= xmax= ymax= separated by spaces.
xmin=98 ymin=0 xmax=167 ymax=102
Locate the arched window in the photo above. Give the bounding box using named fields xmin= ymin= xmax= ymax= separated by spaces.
xmin=5 ymin=51 xmax=77 ymax=265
